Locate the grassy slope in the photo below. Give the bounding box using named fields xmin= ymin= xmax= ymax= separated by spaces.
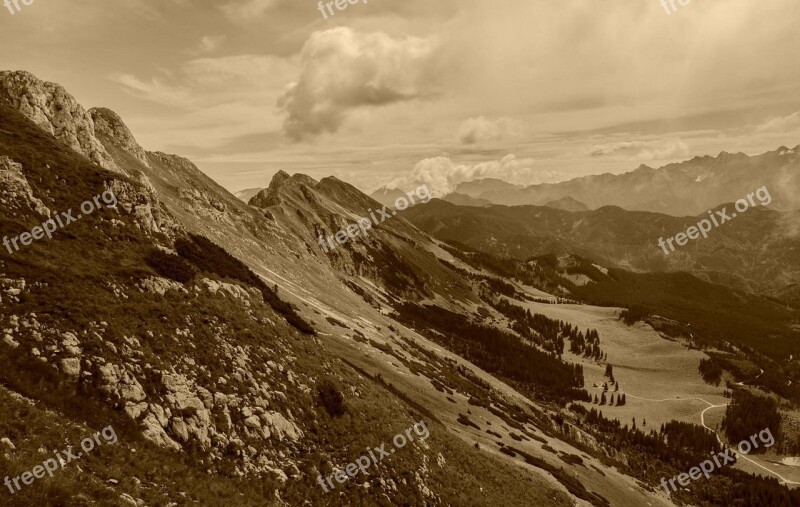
xmin=0 ymin=103 xmax=579 ymax=506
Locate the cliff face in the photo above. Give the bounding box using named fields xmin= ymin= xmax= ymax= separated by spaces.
xmin=0 ymin=70 xmax=120 ymax=174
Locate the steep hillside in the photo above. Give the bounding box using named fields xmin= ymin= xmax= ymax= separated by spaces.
xmin=0 ymin=76 xmax=581 ymax=506
xmin=0 ymin=70 xmax=688 ymax=507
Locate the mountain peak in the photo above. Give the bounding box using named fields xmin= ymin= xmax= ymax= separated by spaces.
xmin=89 ymin=107 xmax=150 ymax=167
xmin=0 ymin=70 xmax=120 ymax=173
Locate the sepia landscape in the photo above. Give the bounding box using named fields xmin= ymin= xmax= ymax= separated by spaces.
xmin=1 ymin=1 xmax=799 ymax=506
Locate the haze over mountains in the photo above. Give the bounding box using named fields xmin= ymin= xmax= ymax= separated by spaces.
xmin=371 ymin=149 xmax=800 ymax=216
xmin=2 ymin=70 xmax=800 ymax=506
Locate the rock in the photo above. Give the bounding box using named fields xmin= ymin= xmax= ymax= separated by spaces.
xmin=59 ymin=358 xmax=81 ymax=378
xmin=0 ymin=71 xmax=120 ymax=173
xmin=141 ymin=414 xmax=181 ymax=452
xmin=0 ymin=156 xmax=50 ymax=217
xmin=89 ymin=108 xmax=151 ymax=168
xmin=184 ymin=415 xmax=211 ymax=450
xmin=1 ymin=437 xmax=15 ymax=451
xmin=98 ymin=363 xmax=146 ymax=402
xmin=262 ymin=412 xmax=303 ymax=442
xmin=162 ymin=372 xmax=205 ymax=413
xmin=119 ymin=493 xmax=138 ymax=506
xmin=244 ymin=415 xmax=262 ymax=429
xmin=213 ymin=392 xmax=229 ymax=407
xmin=216 ymin=408 xmax=233 ymax=431
xmin=124 ymin=402 xmax=148 ymax=420
xmin=196 ymin=386 xmax=214 ymax=410
xmin=149 ymin=404 xmax=169 ymax=428
xmin=170 ymin=418 xmax=190 ymax=443
xmin=107 ymin=179 xmax=166 ymax=234
xmin=140 ymin=277 xmax=184 ymax=295
xmin=61 ymin=332 xmax=82 ymax=356
xmin=3 ymin=334 xmax=19 ymax=349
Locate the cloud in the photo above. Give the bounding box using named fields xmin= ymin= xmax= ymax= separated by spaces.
xmin=457 ymin=116 xmax=527 ymax=144
xmin=387 ymin=154 xmax=565 ymax=196
xmin=110 ymin=55 xmax=298 ymax=148
xmin=755 ymin=111 xmax=800 ymax=133
xmin=587 ymin=139 xmax=689 ymax=161
xmin=278 ymin=27 xmax=440 ymax=141
xmin=198 ymin=35 xmax=226 ymax=53
xmin=221 ymin=0 xmax=281 ymax=21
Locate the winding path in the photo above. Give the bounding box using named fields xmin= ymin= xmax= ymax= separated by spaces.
xmin=623 ymin=392 xmax=800 ymax=486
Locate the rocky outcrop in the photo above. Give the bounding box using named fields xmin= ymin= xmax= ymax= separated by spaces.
xmin=98 ymin=362 xmax=147 ymax=403
xmin=108 ymin=179 xmax=166 ymax=234
xmin=0 ymin=156 xmax=50 ymax=217
xmin=89 ymin=107 xmax=150 ymax=168
xmin=0 ymin=71 xmax=120 ymax=173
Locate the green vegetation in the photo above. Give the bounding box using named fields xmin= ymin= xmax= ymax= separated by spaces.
xmin=392 ymin=303 xmax=586 ymax=403
xmin=316 ymin=379 xmax=346 ymax=417
xmin=698 ymin=358 xmax=723 ymax=386
xmin=175 ymin=233 xmax=316 ymax=335
xmin=721 ymin=390 xmax=781 ymax=450
xmin=144 ymin=249 xmax=196 ymax=284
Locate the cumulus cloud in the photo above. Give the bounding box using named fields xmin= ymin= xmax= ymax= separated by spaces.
xmin=278 ymin=27 xmax=440 ymax=141
xmin=755 ymin=111 xmax=800 ymax=133
xmin=457 ymin=116 xmax=527 ymax=144
xmin=387 ymin=154 xmax=565 ymax=196
xmin=588 ymin=139 xmax=689 ymax=161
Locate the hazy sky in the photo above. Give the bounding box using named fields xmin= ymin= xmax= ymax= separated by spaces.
xmin=2 ymin=0 xmax=800 ymax=195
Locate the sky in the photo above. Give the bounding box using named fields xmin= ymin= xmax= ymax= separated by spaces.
xmin=2 ymin=0 xmax=800 ymax=196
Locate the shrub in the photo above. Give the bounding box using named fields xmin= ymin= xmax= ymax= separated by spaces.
xmin=175 ymin=234 xmax=316 ymax=334
xmin=144 ymin=249 xmax=196 ymax=283
xmin=317 ymin=379 xmax=346 ymax=417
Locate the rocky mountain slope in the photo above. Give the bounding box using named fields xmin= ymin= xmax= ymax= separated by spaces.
xmin=0 ymin=70 xmax=688 ymax=506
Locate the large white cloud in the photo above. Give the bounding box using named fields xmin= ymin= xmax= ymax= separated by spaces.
xmin=388 ymin=154 xmax=566 ymax=196
xmin=278 ymin=27 xmax=440 ymax=141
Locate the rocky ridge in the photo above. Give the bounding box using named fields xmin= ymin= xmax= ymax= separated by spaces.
xmin=0 ymin=70 xmax=120 ymax=173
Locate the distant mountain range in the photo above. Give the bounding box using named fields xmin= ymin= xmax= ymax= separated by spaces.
xmin=444 ymin=150 xmax=799 ymax=215
xmin=543 ymin=196 xmax=589 ymax=212
xmin=372 ymin=147 xmax=799 ymax=216
xmin=402 ymin=199 xmax=800 ymax=303
xmin=234 ymin=187 xmax=263 ymax=202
